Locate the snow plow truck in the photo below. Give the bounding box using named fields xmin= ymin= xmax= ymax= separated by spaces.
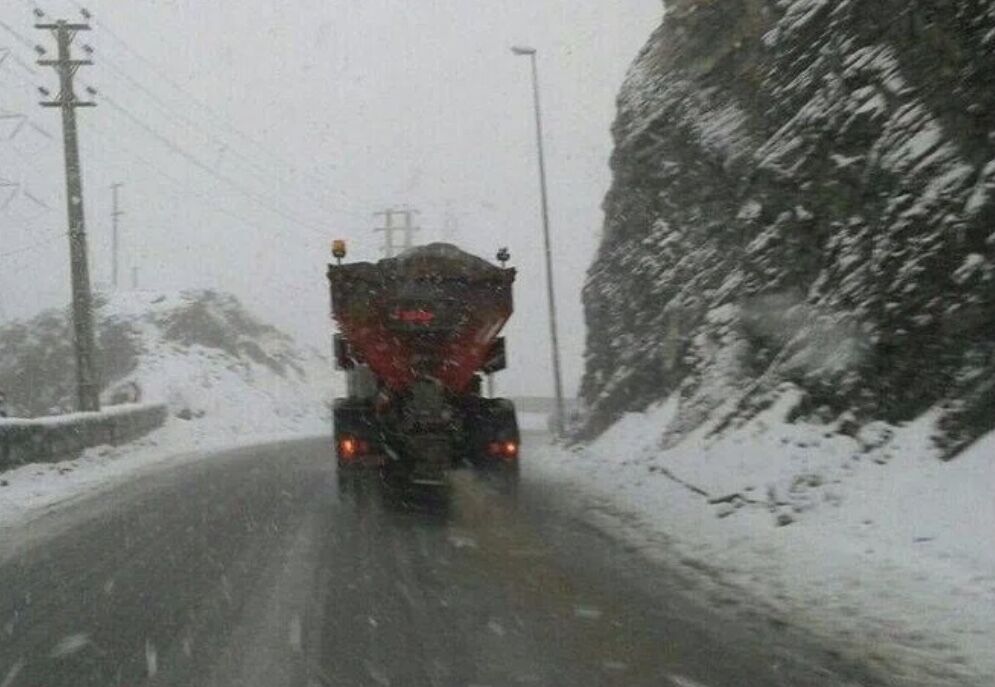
xmin=328 ymin=242 xmax=520 ymax=487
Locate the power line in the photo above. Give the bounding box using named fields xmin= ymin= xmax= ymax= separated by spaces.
xmin=0 ymin=228 xmax=66 ymax=259
xmin=0 ymin=20 xmax=43 ymax=78
xmin=61 ymin=0 xmax=375 ymax=211
xmin=14 ymin=5 xmax=367 ymax=252
xmin=0 ymin=18 xmax=34 ymax=50
xmin=19 ymin=3 xmax=378 ymax=234
xmin=99 ymin=91 xmax=331 ymax=238
xmin=81 ymin=120 xmax=327 ymax=249
xmin=17 ymin=2 xmax=369 ymax=223
xmin=87 ymin=52 xmax=368 ymax=222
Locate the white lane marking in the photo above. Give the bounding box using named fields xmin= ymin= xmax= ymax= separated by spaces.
xmin=364 ymin=659 xmax=391 ymax=686
xmin=50 ymin=633 xmax=90 ymax=658
xmin=573 ymin=605 xmax=603 ymax=620
xmin=669 ymin=674 xmax=711 ymax=687
xmin=288 ymin=614 xmax=302 ymax=652
xmin=447 ymin=532 xmax=478 ymax=549
xmin=145 ymin=640 xmax=158 ymax=677
xmin=1 ymin=659 xmax=24 ymax=687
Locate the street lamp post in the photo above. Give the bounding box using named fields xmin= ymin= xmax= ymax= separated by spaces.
xmin=511 ymin=45 xmax=566 ymax=436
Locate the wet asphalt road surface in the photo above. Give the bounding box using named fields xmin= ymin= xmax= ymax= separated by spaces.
xmin=0 ymin=436 xmax=882 ymax=687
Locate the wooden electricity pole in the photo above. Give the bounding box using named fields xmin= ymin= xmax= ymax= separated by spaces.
xmin=36 ymin=17 xmax=100 ymax=412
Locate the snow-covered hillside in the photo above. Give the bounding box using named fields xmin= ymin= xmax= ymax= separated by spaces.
xmin=0 ymin=289 xmax=332 ymax=439
xmin=0 ymin=289 xmax=333 ymax=529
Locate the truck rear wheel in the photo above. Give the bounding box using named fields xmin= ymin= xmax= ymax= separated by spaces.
xmin=466 ymin=398 xmax=521 ymax=480
xmin=333 ymin=399 xmax=381 ymax=474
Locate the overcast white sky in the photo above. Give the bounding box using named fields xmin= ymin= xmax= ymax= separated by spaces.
xmin=0 ymin=0 xmax=662 ymax=397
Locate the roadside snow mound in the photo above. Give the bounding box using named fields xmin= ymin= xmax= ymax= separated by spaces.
xmin=0 ymin=290 xmax=331 ymax=440
xmin=537 ymin=390 xmax=995 ymax=687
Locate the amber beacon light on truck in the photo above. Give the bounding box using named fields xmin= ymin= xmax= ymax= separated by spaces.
xmin=332 ymin=239 xmax=347 ymax=264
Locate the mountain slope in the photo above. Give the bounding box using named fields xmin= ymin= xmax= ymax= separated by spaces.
xmin=580 ymin=0 xmax=995 ymax=454
xmin=0 ymin=290 xmax=330 ymax=436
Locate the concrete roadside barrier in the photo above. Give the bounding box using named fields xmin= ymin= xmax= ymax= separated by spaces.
xmin=0 ymin=403 xmax=168 ymax=472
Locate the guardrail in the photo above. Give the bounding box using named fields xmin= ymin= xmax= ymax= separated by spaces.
xmin=0 ymin=403 xmax=168 ymax=472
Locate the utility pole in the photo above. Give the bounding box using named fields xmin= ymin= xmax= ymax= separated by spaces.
xmin=400 ymin=207 xmax=419 ymax=251
xmin=374 ymin=207 xmax=420 ymax=257
xmin=110 ymin=182 xmax=123 ymax=289
xmin=512 ymin=45 xmax=566 ymax=435
xmin=36 ymin=15 xmax=100 ymax=412
xmin=373 ymin=208 xmax=397 ymax=258
xmin=442 ymin=201 xmax=460 ymax=242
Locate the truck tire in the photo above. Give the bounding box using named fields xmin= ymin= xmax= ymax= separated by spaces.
xmin=466 ymin=398 xmax=521 ymax=479
xmin=332 ymin=399 xmax=381 ymax=478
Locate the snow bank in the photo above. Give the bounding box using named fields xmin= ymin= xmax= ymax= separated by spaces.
xmin=0 ymin=290 xmax=334 ymax=533
xmin=0 ymin=412 xmax=330 ymax=541
xmin=533 ymin=391 xmax=995 ymax=687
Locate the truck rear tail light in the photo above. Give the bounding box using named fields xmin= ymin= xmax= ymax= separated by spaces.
xmin=339 ymin=437 xmax=358 ymax=460
xmin=338 ymin=436 xmax=371 ymax=461
xmin=487 ymin=440 xmax=519 ymax=460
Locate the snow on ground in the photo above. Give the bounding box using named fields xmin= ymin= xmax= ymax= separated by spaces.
xmin=0 ymin=412 xmax=330 ymax=537
xmin=530 ymin=389 xmax=995 ymax=687
xmin=518 ymin=412 xmax=554 ymax=433
xmin=0 ymin=290 xmax=333 ymax=534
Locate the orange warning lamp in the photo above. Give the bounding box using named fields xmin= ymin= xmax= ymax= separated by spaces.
xmin=332 ymin=239 xmax=347 ymax=263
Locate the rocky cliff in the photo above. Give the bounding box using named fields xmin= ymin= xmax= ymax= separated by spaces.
xmin=580 ymin=0 xmax=995 ymax=455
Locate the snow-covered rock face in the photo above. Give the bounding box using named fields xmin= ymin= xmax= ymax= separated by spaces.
xmin=580 ymin=0 xmax=995 ymax=453
xmin=0 ymin=290 xmax=328 ymax=426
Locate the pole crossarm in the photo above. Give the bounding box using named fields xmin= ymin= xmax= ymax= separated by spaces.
xmin=37 ymin=59 xmax=93 ymax=66
xmin=34 ymin=23 xmax=91 ymax=31
xmin=40 ymin=100 xmax=96 ymax=108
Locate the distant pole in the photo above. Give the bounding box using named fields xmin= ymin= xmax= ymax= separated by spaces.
xmin=442 ymin=202 xmax=459 ymax=242
xmin=373 ymin=208 xmax=397 ymax=258
xmin=374 ymin=207 xmax=420 ymax=257
xmin=400 ymin=207 xmax=420 ymax=251
xmin=111 ymin=182 xmax=123 ymax=289
xmin=512 ymin=45 xmax=565 ymax=435
xmin=131 ymin=266 xmax=138 ymax=290
xmin=37 ymin=15 xmax=100 ymax=412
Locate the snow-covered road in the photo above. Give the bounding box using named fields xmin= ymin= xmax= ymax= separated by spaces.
xmin=2 ymin=388 xmax=990 ymax=687
xmin=0 ymin=434 xmax=883 ymax=687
